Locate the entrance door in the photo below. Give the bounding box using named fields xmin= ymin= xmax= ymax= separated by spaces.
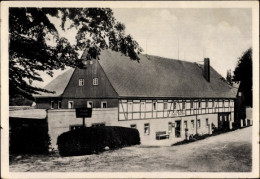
xmin=175 ymin=120 xmax=181 ymax=138
xmin=218 ymin=113 xmax=230 ymax=130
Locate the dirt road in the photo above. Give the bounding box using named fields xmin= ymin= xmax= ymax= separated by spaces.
xmin=10 ymin=127 xmax=252 ymax=172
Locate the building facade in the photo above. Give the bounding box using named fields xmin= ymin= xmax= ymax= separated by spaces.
xmin=35 ymin=49 xmax=237 ymax=145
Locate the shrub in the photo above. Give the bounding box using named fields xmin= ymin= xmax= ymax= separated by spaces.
xmin=57 ymin=126 xmax=140 ymax=156
xmin=9 ymin=118 xmax=50 ymax=154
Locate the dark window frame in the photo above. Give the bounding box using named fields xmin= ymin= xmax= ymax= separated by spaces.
xmin=144 ymin=123 xmax=150 ymax=135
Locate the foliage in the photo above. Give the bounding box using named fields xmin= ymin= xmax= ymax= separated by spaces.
xmin=233 ymin=48 xmax=252 ymax=107
xmin=225 ymin=69 xmax=233 ymax=86
xmin=9 ymin=8 xmax=142 ymax=100
xmin=9 ymin=94 xmax=34 ymax=106
xmin=9 ymin=118 xmax=50 ymax=154
xmin=57 ymin=126 xmax=140 ymax=156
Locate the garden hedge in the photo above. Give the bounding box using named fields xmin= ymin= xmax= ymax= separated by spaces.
xmin=57 ymin=126 xmax=140 ymax=156
xmin=9 ymin=118 xmax=50 ymax=154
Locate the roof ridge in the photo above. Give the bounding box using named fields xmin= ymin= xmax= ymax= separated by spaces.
xmin=139 ymin=53 xmax=197 ymax=65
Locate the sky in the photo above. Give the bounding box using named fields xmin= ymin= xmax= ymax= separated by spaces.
xmin=112 ymin=8 xmax=252 ymax=76
xmin=36 ymin=8 xmax=252 ymax=87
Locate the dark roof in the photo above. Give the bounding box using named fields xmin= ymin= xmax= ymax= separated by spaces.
xmin=36 ymin=49 xmax=237 ymax=99
xmin=35 ymin=68 xmax=74 ymax=97
xmin=98 ymin=50 xmax=237 ymax=98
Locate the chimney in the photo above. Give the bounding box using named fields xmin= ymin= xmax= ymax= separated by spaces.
xmin=204 ymin=58 xmax=210 ymax=82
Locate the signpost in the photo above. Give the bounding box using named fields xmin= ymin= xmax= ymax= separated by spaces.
xmin=76 ymin=108 xmax=92 ymax=127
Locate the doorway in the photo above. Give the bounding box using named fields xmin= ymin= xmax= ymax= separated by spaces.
xmin=175 ymin=120 xmax=181 ymax=138
xmin=218 ymin=112 xmax=230 ymax=130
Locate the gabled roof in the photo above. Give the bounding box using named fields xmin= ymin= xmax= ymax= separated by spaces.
xmin=97 ymin=50 xmax=237 ymax=98
xmin=35 ymin=68 xmax=74 ymax=98
xmin=36 ymin=49 xmax=237 ymax=99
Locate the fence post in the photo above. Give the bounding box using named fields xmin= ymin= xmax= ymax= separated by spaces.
xmin=240 ymin=119 xmax=243 ymax=128
xmin=229 ymin=121 xmax=233 ymax=130
xmin=208 ymin=123 xmax=212 ymax=135
xmin=245 ymin=119 xmax=248 ymax=127
xmin=185 ymin=128 xmax=189 ymax=140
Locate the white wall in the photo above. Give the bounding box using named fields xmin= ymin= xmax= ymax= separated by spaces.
xmin=47 ymin=108 xmax=118 ymax=149
xmin=47 ymin=107 xmax=234 ymax=149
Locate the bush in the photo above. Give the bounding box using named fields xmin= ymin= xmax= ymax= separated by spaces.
xmin=57 ymin=126 xmax=140 ymax=156
xmin=9 ymin=118 xmax=50 ymax=154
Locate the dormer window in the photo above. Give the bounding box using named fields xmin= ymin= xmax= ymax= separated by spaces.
xmin=93 ymin=78 xmax=98 ymax=85
xmin=79 ymin=79 xmax=84 ymax=86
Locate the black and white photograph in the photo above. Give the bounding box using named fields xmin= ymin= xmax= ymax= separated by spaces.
xmin=1 ymin=1 xmax=259 ymax=178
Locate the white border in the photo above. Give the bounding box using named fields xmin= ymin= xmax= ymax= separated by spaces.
xmin=1 ymin=1 xmax=259 ymax=178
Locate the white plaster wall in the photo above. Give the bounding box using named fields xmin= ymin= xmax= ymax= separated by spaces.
xmin=47 ymin=108 xmax=233 ymax=149
xmin=47 ymin=108 xmax=118 ymax=149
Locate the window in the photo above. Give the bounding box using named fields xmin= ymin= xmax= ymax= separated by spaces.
xmin=87 ymin=101 xmax=93 ymax=108
xmin=68 ymin=101 xmax=74 ymax=109
xmin=173 ymin=101 xmax=177 ymax=109
xmin=51 ymin=101 xmax=54 ymax=109
xmin=197 ymin=119 xmax=201 ymax=128
xmin=191 ymin=120 xmax=194 ymax=128
xmin=79 ymin=79 xmax=84 ymax=86
xmin=101 ymin=101 xmax=107 ymax=108
xmin=58 ymin=101 xmax=61 ymax=109
xmin=93 ymin=78 xmax=98 ymax=85
xmin=144 ymin=123 xmax=150 ymax=135
xmin=141 ymin=102 xmax=145 ymax=111
xmin=128 ymin=102 xmax=133 ymax=111
xmin=130 ymin=124 xmax=137 ymax=129
xmin=182 ymin=101 xmax=185 ymax=109
xmin=198 ymin=101 xmax=201 ymax=108
xmin=191 ymin=101 xmax=193 ymax=108
xmin=184 ymin=121 xmax=188 ymax=129
xmin=163 ymin=102 xmax=168 ymax=110
xmin=168 ymin=122 xmax=172 ymax=132
xmin=206 ymin=118 xmax=209 ymax=126
xmin=153 ymin=102 xmax=157 ymax=111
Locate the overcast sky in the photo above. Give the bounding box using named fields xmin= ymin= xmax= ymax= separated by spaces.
xmin=113 ymin=8 xmax=252 ymax=76
xmin=37 ymin=8 xmax=252 ymax=87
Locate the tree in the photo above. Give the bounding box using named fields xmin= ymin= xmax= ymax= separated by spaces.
xmin=225 ymin=69 xmax=233 ymax=86
xmin=9 ymin=8 xmax=142 ymax=100
xmin=233 ymin=48 xmax=252 ymax=107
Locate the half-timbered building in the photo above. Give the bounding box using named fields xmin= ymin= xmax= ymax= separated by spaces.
xmin=35 ymin=49 xmax=238 ymax=145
